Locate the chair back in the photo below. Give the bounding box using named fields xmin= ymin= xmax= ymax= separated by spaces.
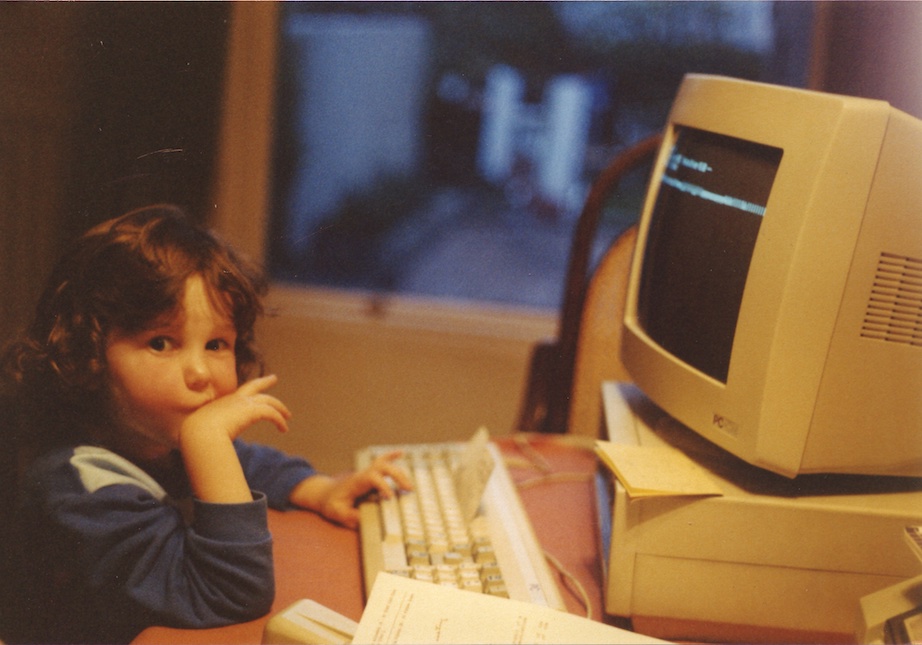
xmin=516 ymin=134 xmax=661 ymax=436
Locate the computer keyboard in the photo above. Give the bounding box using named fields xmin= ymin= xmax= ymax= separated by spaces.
xmin=355 ymin=433 xmax=565 ymax=611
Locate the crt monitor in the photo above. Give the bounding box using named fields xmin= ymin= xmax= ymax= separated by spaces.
xmin=621 ymin=74 xmax=922 ymax=478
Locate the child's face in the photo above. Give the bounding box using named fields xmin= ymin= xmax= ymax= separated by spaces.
xmin=104 ymin=274 xmax=239 ymax=461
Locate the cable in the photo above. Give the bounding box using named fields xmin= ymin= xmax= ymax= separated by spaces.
xmin=508 ymin=432 xmax=596 ymax=620
xmin=516 ymin=471 xmax=592 ymax=489
xmin=544 ymin=549 xmax=593 ymax=620
xmin=512 ymin=433 xmax=554 ymax=473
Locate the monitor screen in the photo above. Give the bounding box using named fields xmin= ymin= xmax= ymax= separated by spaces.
xmin=637 ymin=127 xmax=782 ymax=383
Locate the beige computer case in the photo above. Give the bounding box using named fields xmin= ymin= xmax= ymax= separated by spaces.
xmin=598 ymin=382 xmax=922 ymax=643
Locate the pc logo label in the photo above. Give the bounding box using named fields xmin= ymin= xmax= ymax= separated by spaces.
xmin=712 ymin=413 xmax=739 ymax=437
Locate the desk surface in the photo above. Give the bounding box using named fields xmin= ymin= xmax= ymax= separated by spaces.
xmin=134 ymin=435 xmax=613 ymax=644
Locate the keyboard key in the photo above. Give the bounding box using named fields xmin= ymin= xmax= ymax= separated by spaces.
xmin=460 ymin=578 xmax=483 ymax=593
xmin=407 ymin=549 xmax=430 ymax=567
xmin=382 ymin=541 xmax=408 ymax=571
xmin=380 ymin=496 xmax=403 ymax=544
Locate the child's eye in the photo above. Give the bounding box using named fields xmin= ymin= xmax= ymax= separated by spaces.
xmin=148 ymin=337 xmax=173 ymax=352
xmin=205 ymin=339 xmax=232 ymax=352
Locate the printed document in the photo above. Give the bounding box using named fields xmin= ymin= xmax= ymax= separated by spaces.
xmin=352 ymin=573 xmax=669 ymax=644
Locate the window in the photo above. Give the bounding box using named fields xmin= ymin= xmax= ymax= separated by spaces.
xmin=266 ymin=2 xmax=814 ymax=311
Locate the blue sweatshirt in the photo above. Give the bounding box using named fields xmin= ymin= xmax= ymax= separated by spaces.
xmin=12 ymin=440 xmax=317 ymax=644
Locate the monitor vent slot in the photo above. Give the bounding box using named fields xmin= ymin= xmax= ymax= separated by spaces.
xmin=861 ymin=253 xmax=922 ymax=347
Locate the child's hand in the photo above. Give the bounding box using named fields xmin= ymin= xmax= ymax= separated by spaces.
xmin=182 ymin=374 xmax=291 ymax=444
xmin=179 ymin=374 xmax=291 ymax=504
xmin=290 ymin=451 xmax=414 ymax=529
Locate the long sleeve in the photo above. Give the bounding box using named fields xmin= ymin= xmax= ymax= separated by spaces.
xmin=18 ymin=445 xmax=276 ymax=643
xmin=235 ymin=439 xmax=318 ymax=509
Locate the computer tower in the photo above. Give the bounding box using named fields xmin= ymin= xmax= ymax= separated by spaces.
xmin=597 ymin=383 xmax=922 ymax=643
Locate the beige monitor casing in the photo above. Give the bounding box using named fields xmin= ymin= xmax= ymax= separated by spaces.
xmin=622 ymin=75 xmax=922 ymax=477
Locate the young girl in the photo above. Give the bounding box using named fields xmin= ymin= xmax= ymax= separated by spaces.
xmin=1 ymin=205 xmax=411 ymax=643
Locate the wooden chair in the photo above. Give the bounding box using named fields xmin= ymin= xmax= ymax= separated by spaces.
xmin=516 ymin=134 xmax=661 ymax=437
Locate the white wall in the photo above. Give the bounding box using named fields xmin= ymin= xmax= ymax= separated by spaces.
xmin=246 ymin=286 xmax=554 ymax=472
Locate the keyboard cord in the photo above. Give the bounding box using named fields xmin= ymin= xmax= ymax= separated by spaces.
xmin=543 ymin=548 xmax=593 ymax=621
xmin=512 ymin=433 xmax=554 ymax=473
xmin=509 ymin=433 xmax=596 ymax=620
xmin=515 ymin=471 xmax=593 ymax=488
xmin=514 ymin=472 xmax=594 ymax=620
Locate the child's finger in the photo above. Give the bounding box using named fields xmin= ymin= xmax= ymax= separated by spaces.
xmin=251 ymin=393 xmax=292 ymax=420
xmin=258 ymin=406 xmax=290 ymax=434
xmin=238 ymin=373 xmax=279 ymax=395
xmin=375 ymin=449 xmax=404 ymax=462
xmin=335 ymin=506 xmax=360 ymax=530
xmin=372 ymin=452 xmax=413 ymax=490
xmin=384 ymin=465 xmax=413 ymax=491
xmin=361 ymin=470 xmax=398 ymax=499
xmin=225 ymin=391 xmax=291 ymax=436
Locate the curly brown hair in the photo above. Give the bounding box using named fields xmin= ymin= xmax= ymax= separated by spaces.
xmin=2 ymin=204 xmax=268 ymax=448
